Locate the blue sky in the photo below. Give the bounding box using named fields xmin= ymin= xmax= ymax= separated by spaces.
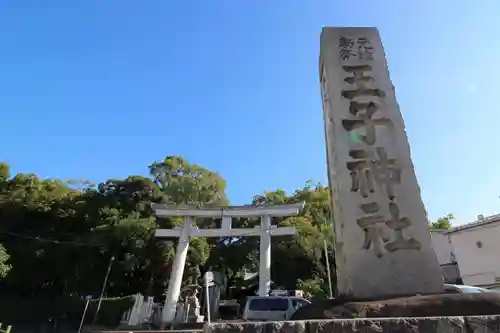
xmin=1 ymin=0 xmax=499 ymax=225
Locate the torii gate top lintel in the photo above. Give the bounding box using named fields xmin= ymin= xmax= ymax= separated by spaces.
xmin=151 ymin=202 xmax=305 ymax=218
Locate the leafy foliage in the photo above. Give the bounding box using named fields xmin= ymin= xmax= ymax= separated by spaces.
xmin=0 ymin=157 xmax=336 ymax=326
xmin=297 ymin=277 xmax=328 ymax=300
xmin=0 ymin=244 xmax=11 ymax=278
xmin=0 ymin=295 xmax=134 ymax=326
xmin=429 ymin=213 xmax=454 ymax=230
xmin=149 ymin=156 xmax=228 ymax=206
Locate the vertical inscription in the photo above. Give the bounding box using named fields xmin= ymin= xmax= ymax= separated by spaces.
xmin=338 ymin=37 xmax=375 ymax=61
xmin=357 ymin=202 xmax=388 ymax=258
xmin=339 ymin=37 xmax=356 ymax=61
xmin=346 ymin=147 xmax=401 ymax=199
xmin=357 ymin=37 xmax=374 ymax=61
xmin=339 ymin=36 xmax=421 ymax=257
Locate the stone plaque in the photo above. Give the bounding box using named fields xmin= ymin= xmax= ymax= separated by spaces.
xmin=319 ymin=27 xmax=444 ymax=299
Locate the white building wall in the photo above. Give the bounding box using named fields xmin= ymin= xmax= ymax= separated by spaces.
xmin=448 ymin=220 xmax=500 ymax=287
xmin=430 ymin=230 xmax=454 ymax=265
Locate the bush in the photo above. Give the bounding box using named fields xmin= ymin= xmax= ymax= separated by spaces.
xmin=297 ymin=277 xmax=328 ymax=300
xmin=0 ymin=295 xmax=135 ymax=328
xmin=82 ymin=296 xmax=136 ymax=327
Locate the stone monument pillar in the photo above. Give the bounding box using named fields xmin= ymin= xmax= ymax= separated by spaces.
xmin=319 ymin=27 xmax=444 ymax=299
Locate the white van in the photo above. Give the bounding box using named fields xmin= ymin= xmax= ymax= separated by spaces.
xmin=241 ymin=296 xmax=310 ymax=321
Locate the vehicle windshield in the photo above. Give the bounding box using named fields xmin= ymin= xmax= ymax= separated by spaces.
xmin=249 ymin=298 xmax=289 ymax=311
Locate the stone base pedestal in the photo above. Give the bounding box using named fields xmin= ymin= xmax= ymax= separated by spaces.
xmin=291 ymin=293 xmax=500 ymax=320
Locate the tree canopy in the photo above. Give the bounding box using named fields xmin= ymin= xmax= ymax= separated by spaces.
xmin=429 ymin=213 xmax=454 ymax=230
xmin=0 ymin=157 xmax=334 ymax=304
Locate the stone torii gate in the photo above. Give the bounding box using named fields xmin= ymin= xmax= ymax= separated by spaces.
xmin=152 ymin=202 xmax=304 ymax=325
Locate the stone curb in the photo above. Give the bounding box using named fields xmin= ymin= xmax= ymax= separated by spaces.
xmin=204 ymin=316 xmax=500 ymax=333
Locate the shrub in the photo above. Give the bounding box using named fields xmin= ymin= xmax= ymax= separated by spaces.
xmin=0 ymin=295 xmax=135 ymax=328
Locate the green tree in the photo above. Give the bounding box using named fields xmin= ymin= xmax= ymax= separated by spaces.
xmin=149 ymin=156 xmax=228 ymax=206
xmin=429 ymin=213 xmax=454 ymax=230
xmin=0 ymin=163 xmax=9 ymax=182
xmin=0 ymin=169 xmax=84 ymax=297
xmin=150 ymin=156 xmax=229 ymax=294
xmin=0 ymin=244 xmax=11 ymax=278
xmin=0 ymin=157 xmax=338 ymax=320
xmin=297 ymin=277 xmax=328 ymax=300
xmin=211 ymin=182 xmax=335 ymax=294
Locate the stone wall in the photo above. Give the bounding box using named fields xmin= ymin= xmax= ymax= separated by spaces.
xmin=204 ymin=316 xmax=500 ymax=333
